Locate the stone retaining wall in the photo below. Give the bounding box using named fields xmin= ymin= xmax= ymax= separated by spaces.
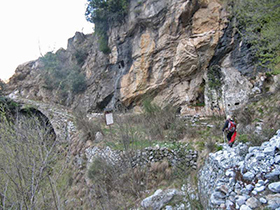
xmin=85 ymin=144 xmax=198 ymax=170
xmin=131 ymin=145 xmax=198 ymax=169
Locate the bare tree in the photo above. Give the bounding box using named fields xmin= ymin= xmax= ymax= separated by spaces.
xmin=0 ymin=107 xmax=69 ymax=210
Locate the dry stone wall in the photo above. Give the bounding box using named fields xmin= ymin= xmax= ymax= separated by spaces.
xmin=131 ymin=145 xmax=198 ymax=169
xmin=198 ymin=130 xmax=280 ymax=210
xmin=85 ymin=144 xmax=198 ymax=170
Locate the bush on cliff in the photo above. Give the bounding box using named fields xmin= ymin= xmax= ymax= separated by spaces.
xmin=40 ymin=52 xmax=87 ymax=104
xmin=0 ymin=79 xmax=5 ymax=95
xmin=85 ymin=0 xmax=129 ymax=23
xmin=85 ymin=0 xmax=129 ymax=53
xmin=227 ymin=0 xmax=280 ymax=73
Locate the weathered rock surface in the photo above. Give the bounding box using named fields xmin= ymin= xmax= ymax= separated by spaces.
xmin=268 ymin=182 xmax=280 ymax=193
xmin=0 ymin=0 xmax=238 ymax=116
xmin=5 ymin=0 xmax=280 ymax=120
xmin=266 ymin=194 xmax=280 ymax=209
xmin=141 ymin=189 xmax=183 ymax=210
xmin=6 ymin=0 xmax=279 ymax=117
xmin=140 ymin=177 xmax=200 ymax=210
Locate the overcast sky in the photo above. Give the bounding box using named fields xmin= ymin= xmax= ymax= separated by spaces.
xmin=0 ymin=0 xmax=93 ymax=81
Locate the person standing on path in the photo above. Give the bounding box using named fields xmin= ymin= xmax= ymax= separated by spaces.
xmin=222 ymin=115 xmax=237 ymax=147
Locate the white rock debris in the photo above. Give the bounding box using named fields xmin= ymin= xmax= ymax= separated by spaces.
xmin=199 ymin=130 xmax=280 ymax=210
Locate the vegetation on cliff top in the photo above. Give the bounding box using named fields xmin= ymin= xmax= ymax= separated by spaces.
xmin=85 ymin=0 xmax=130 ymax=53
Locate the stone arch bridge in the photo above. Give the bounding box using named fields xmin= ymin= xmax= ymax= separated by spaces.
xmin=7 ymin=96 xmax=76 ymax=143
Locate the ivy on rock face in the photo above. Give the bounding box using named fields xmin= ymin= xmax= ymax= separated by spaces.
xmin=208 ymin=65 xmax=223 ymax=93
xmin=229 ymin=0 xmax=280 ymax=73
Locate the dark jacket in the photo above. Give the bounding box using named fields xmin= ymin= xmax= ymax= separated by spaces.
xmin=222 ymin=119 xmax=235 ymax=132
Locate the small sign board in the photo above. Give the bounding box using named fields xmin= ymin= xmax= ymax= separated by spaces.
xmin=104 ymin=110 xmax=114 ymax=126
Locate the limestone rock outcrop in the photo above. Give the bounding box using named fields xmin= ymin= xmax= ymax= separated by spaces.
xmin=5 ymin=0 xmax=224 ymax=115
xmin=6 ymin=0 xmax=278 ymax=116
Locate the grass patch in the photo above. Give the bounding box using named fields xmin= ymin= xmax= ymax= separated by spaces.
xmin=196 ymin=141 xmax=205 ymax=151
xmin=238 ymin=134 xmax=249 ymax=143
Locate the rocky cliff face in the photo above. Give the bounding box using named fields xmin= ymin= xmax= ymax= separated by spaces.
xmin=6 ymin=0 xmax=280 ymax=116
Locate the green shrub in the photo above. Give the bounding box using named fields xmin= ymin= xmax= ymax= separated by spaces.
xmin=238 ymin=134 xmax=249 ymax=143
xmin=258 ymin=107 xmax=264 ymax=114
xmin=86 ymin=0 xmax=129 ymax=23
xmin=142 ymin=99 xmax=177 ymax=140
xmin=74 ymin=49 xmax=88 ymax=65
xmin=74 ymin=110 xmax=102 ymax=141
xmin=85 ymin=0 xmax=130 ymax=53
xmin=40 ymin=52 xmax=87 ymax=103
xmin=215 ymin=145 xmax=223 ymax=151
xmin=271 ymin=68 xmax=280 ymax=75
xmin=208 ymin=65 xmax=223 ymax=92
xmin=137 ymin=1 xmax=143 ymax=6
xmin=135 ymin=9 xmax=142 ymax=16
xmin=69 ymin=69 xmax=87 ymax=93
xmin=142 ymin=98 xmax=161 ymax=115
xmin=228 ymin=0 xmax=280 ymax=71
xmin=0 ymin=79 xmax=6 ymax=95
xmin=40 ymin=52 xmax=64 ymax=90
xmin=98 ymin=34 xmax=111 ymax=54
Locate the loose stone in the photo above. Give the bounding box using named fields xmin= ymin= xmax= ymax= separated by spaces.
xmin=243 ymin=172 xmax=255 ymax=181
xmin=259 ymin=197 xmax=267 ymax=204
xmin=246 ymin=197 xmax=259 ymax=209
xmin=268 ymin=182 xmax=280 ymax=193
xmin=236 ymin=195 xmax=247 ymax=206
xmin=240 ymin=204 xmax=252 ymax=210
xmin=254 ymin=186 xmax=265 ymax=193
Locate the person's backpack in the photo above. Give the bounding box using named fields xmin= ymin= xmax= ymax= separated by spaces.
xmin=228 ymin=120 xmax=236 ymax=132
